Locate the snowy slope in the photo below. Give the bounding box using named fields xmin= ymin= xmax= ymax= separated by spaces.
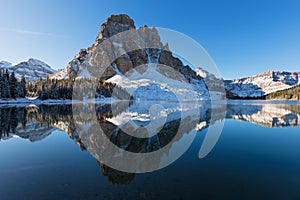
xmin=0 ymin=61 xmax=12 ymax=69
xmin=225 ymin=71 xmax=300 ymax=98
xmin=0 ymin=58 xmax=57 ymax=81
xmin=107 ymin=64 xmax=210 ymax=101
xmin=49 ymin=67 xmax=69 ymax=80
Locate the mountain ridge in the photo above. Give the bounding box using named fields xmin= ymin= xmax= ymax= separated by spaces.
xmin=0 ymin=58 xmax=56 ymax=81
xmin=225 ymin=70 xmax=300 ymax=98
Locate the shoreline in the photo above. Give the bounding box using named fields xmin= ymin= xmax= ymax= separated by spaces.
xmin=0 ymin=98 xmax=299 ymax=105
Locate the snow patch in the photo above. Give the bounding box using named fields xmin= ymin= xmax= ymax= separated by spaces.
xmin=107 ymin=64 xmax=210 ymax=101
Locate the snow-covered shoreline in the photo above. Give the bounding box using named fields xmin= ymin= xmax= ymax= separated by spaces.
xmin=0 ymin=98 xmax=72 ymax=104
xmin=226 ymin=99 xmax=300 ymax=105
xmin=0 ymin=97 xmax=120 ymax=107
xmin=1 ymin=97 xmax=299 ymax=108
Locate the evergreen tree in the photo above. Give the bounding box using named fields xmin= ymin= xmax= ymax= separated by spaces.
xmin=20 ymin=75 xmax=26 ymax=97
xmin=9 ymin=72 xmax=17 ymax=99
xmin=0 ymin=70 xmax=3 ymax=98
xmin=4 ymin=69 xmax=9 ymax=81
xmin=1 ymin=69 xmax=10 ymax=98
xmin=2 ymin=79 xmax=10 ymax=99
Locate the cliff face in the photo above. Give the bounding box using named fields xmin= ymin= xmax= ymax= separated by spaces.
xmin=96 ymin=14 xmax=136 ymax=43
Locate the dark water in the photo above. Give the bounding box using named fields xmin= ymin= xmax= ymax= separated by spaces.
xmin=0 ymin=101 xmax=300 ymax=199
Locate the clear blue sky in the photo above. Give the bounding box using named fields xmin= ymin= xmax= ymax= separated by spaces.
xmin=0 ymin=0 xmax=300 ymax=79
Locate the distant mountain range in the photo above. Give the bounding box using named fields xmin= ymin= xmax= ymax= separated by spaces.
xmin=225 ymin=71 xmax=300 ymax=99
xmin=0 ymin=58 xmax=57 ymax=81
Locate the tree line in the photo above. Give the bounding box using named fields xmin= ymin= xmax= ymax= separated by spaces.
xmin=266 ymin=85 xmax=300 ymax=100
xmin=0 ymin=69 xmax=26 ymax=98
xmin=0 ymin=70 xmax=130 ymax=100
xmin=29 ymin=77 xmax=129 ymax=100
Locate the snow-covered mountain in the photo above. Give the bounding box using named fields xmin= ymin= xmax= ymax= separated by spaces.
xmin=225 ymin=71 xmax=300 ymax=98
xmin=50 ymin=14 xmax=225 ymax=101
xmin=0 ymin=58 xmax=56 ymax=81
xmin=0 ymin=61 xmax=12 ymax=69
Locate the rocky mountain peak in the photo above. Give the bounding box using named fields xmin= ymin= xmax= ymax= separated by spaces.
xmin=51 ymin=14 xmax=200 ymax=82
xmin=96 ymin=14 xmax=136 ymax=43
xmin=50 ymin=14 xmax=224 ymax=100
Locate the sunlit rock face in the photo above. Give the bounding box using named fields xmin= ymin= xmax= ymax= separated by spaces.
xmin=96 ymin=14 xmax=136 ymax=43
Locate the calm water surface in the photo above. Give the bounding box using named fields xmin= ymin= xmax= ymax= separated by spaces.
xmin=0 ymin=101 xmax=300 ymax=199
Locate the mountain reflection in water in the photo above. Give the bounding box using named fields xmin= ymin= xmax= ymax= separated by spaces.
xmin=0 ymin=101 xmax=299 ymax=184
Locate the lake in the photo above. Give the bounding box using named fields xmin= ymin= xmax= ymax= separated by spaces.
xmin=0 ymin=100 xmax=300 ymax=199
